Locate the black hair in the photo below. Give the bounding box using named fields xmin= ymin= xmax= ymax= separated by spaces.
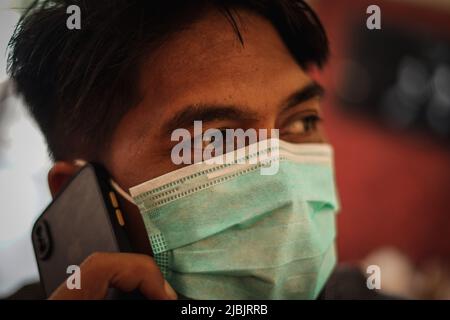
xmin=8 ymin=0 xmax=329 ymax=160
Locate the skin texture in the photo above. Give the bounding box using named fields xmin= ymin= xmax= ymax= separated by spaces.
xmin=48 ymin=9 xmax=326 ymax=299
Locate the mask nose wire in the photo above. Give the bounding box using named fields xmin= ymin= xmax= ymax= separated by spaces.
xmin=73 ymin=159 xmax=136 ymax=205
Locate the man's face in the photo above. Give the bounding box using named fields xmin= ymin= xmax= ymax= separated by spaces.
xmin=104 ymin=9 xmax=326 ymax=191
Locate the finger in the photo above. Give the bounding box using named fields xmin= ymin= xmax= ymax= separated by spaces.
xmin=49 ymin=252 xmax=177 ymax=300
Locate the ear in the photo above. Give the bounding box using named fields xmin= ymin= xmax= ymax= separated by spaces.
xmin=48 ymin=162 xmax=80 ymax=198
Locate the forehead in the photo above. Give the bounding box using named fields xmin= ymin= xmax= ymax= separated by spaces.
xmin=137 ymin=8 xmax=311 ymax=119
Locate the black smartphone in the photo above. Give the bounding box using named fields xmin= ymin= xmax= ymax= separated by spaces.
xmin=31 ymin=163 xmax=134 ymax=298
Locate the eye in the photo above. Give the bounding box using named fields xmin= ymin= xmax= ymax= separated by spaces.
xmin=202 ymin=128 xmax=228 ymax=144
xmin=283 ymin=114 xmax=322 ymax=136
xmin=199 ymin=127 xmax=231 ymax=156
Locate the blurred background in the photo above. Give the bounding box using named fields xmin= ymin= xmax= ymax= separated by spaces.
xmin=313 ymin=0 xmax=450 ymax=298
xmin=0 ymin=0 xmax=449 ymax=299
xmin=0 ymin=0 xmax=53 ymax=298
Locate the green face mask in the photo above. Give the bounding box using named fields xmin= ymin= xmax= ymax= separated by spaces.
xmin=129 ymin=139 xmax=340 ymax=299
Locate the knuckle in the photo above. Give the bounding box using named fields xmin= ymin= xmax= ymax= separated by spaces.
xmin=82 ymin=252 xmax=107 ymax=269
xmin=134 ymin=255 xmax=158 ymax=276
xmin=134 ymin=258 xmax=152 ymax=274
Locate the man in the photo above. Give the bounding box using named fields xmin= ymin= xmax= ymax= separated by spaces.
xmin=7 ymin=0 xmax=385 ymax=299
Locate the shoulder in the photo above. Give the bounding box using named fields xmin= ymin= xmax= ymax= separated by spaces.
xmin=319 ymin=264 xmax=399 ymax=300
xmin=5 ymin=282 xmax=46 ymax=300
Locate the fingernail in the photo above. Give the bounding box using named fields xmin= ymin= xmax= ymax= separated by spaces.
xmin=164 ymin=280 xmax=178 ymax=300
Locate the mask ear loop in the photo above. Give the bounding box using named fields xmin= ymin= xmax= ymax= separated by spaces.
xmin=73 ymin=160 xmax=136 ymax=205
xmin=109 ymin=179 xmax=136 ymax=204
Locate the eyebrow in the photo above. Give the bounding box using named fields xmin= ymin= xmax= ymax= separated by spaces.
xmin=162 ymin=81 xmax=325 ymax=135
xmin=162 ymin=105 xmax=258 ymax=135
xmin=281 ymin=81 xmax=325 ymax=113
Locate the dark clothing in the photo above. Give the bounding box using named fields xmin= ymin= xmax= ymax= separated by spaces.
xmin=318 ymin=264 xmax=396 ymax=300
xmin=6 ymin=264 xmax=393 ymax=300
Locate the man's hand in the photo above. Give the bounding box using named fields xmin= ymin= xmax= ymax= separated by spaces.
xmin=49 ymin=252 xmax=178 ymax=300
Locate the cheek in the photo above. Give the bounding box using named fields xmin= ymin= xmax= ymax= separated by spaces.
xmin=104 ymin=107 xmax=178 ymax=188
xmin=107 ymin=144 xmax=179 ymax=191
xmin=317 ymin=122 xmax=328 ymax=143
